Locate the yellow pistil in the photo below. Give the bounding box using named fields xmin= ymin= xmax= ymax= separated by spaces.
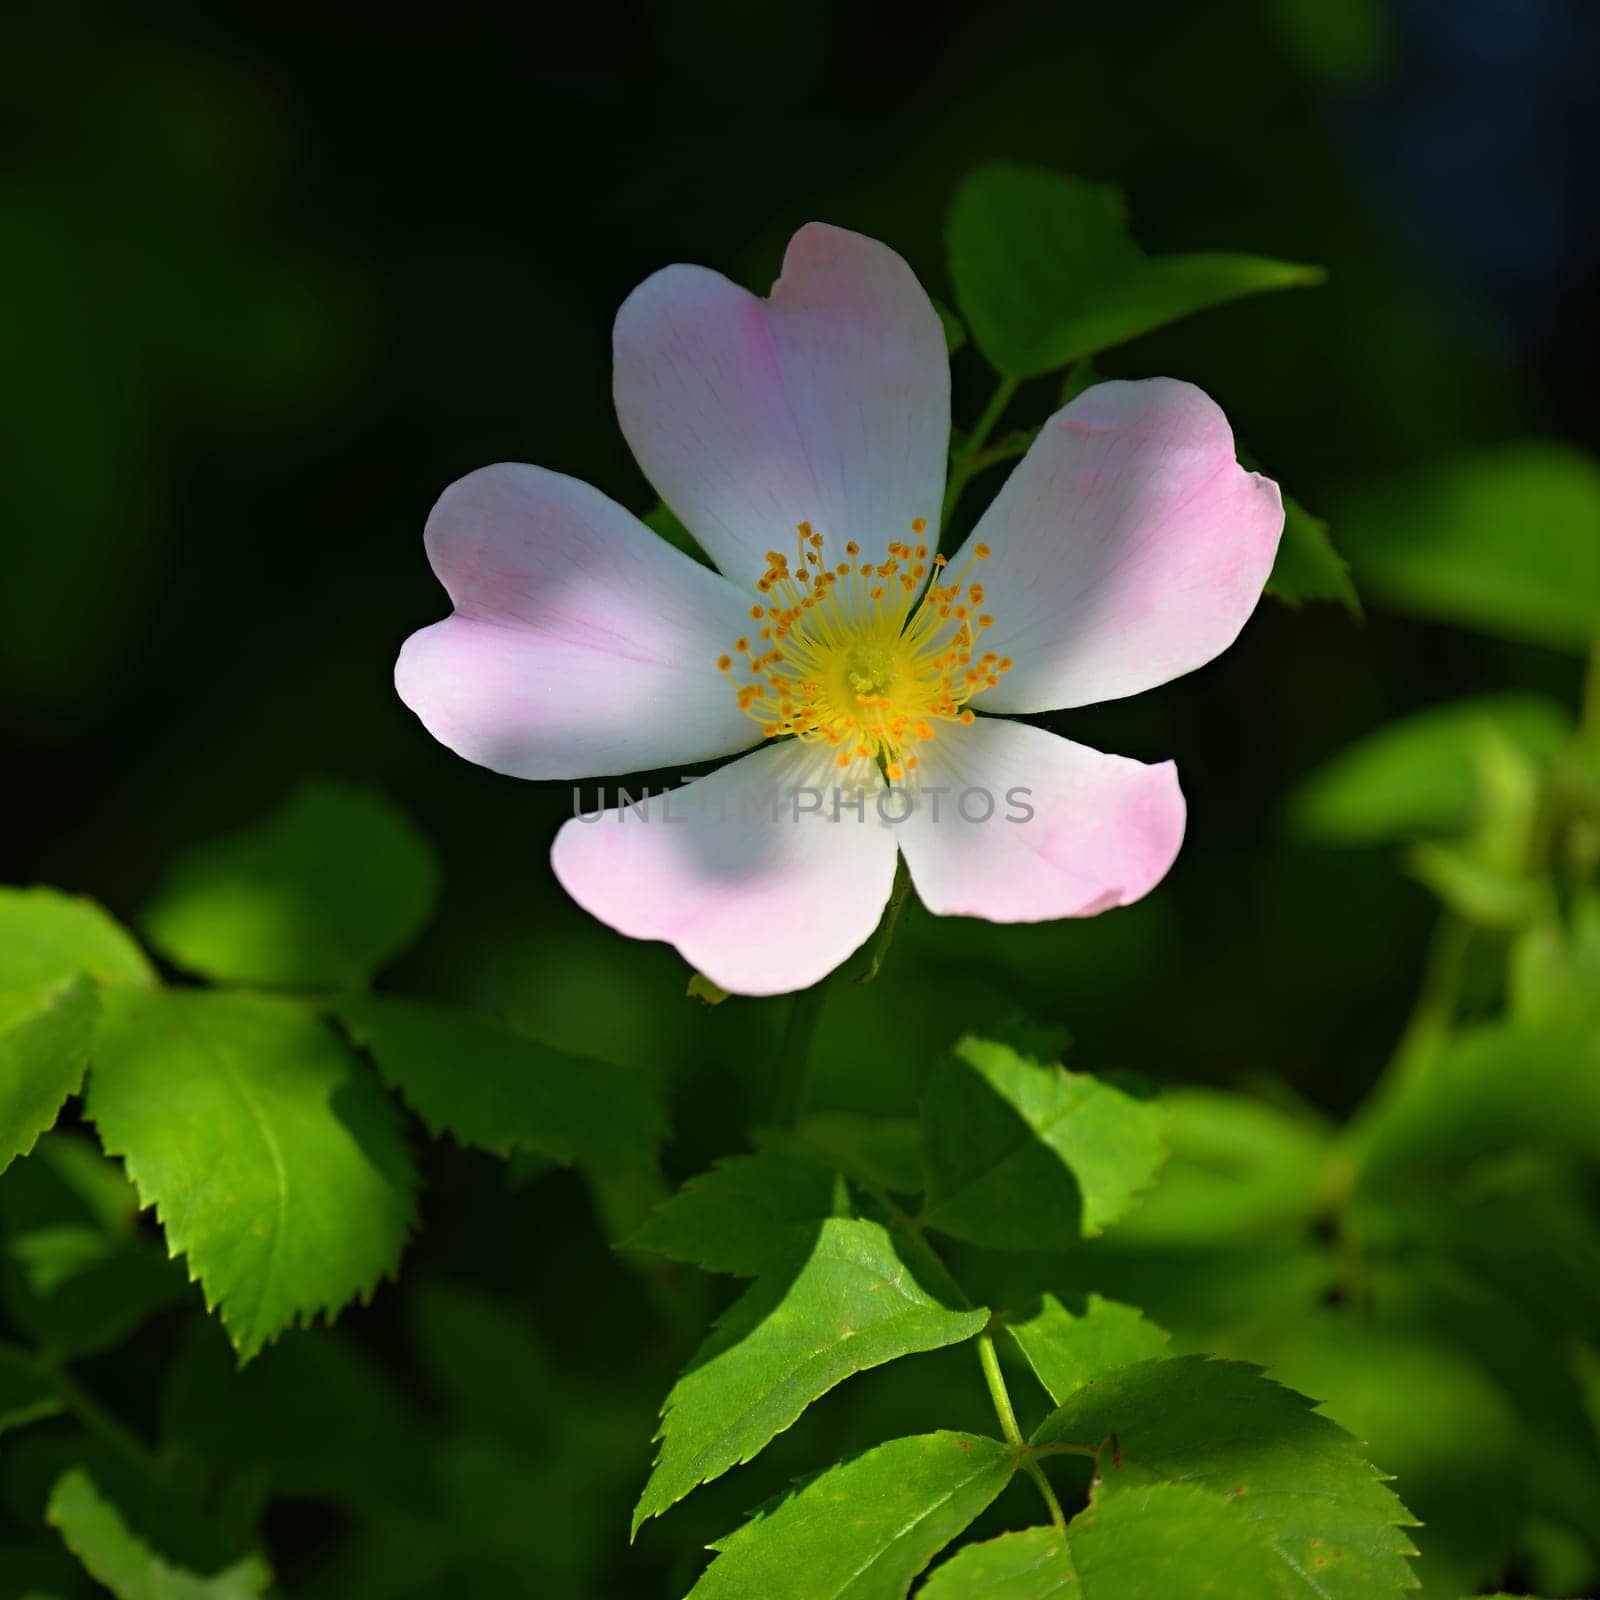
xmin=716 ymin=520 xmax=1011 ymax=775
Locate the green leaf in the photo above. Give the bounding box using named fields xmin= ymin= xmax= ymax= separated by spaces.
xmin=947 ymin=164 xmax=1322 ymax=377
xmin=334 ymin=995 xmax=665 ymax=1177
xmin=140 ymin=780 xmax=437 ymax=989
xmin=86 ymin=989 xmax=417 ymax=1361
xmin=0 ymin=1134 xmax=190 ymax=1358
xmin=0 ymin=1340 xmax=60 ymax=1434
xmin=1335 ymin=442 xmax=1600 ymax=651
xmin=931 ymin=296 xmax=967 ymax=354
xmin=688 ymin=1431 xmax=1015 ymax=1599
xmin=1291 ymin=693 xmax=1573 ymax=847
xmin=919 ymin=1490 xmax=1298 ymax=1598
xmin=45 ymin=1468 xmax=272 ymax=1599
xmin=1031 ymin=1356 xmax=1418 ymax=1597
xmin=0 ymin=977 xmax=97 ymax=1177
xmin=626 ymin=1151 xmax=850 ymax=1277
xmin=634 ymin=1217 xmax=990 ymax=1531
xmin=0 ymin=888 xmax=155 ymax=993
xmin=1266 ymin=492 xmax=1361 ymax=615
xmin=1008 ymin=1293 xmax=1170 ymax=1404
xmin=921 ymin=1036 xmax=1165 ymax=1249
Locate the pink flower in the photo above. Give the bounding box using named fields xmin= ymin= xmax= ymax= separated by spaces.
xmin=396 ymin=225 xmax=1283 ymax=996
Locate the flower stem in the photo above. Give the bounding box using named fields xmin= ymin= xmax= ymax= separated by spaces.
xmin=942 ymin=375 xmax=1020 ymax=529
xmin=855 ymin=856 xmax=913 ymax=985
xmin=772 ymin=975 xmax=830 ymax=1128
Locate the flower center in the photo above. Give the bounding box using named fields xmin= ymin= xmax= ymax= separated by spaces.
xmin=717 ymin=519 xmax=1013 ymax=781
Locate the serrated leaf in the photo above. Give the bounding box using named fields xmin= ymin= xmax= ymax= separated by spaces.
xmin=919 ymin=1489 xmax=1296 ymax=1598
xmin=0 ymin=888 xmax=155 ymax=992
xmin=635 ymin=1218 xmax=989 ymax=1531
xmin=140 ymin=780 xmax=437 ymax=989
xmin=1291 ymin=693 xmax=1573 ymax=847
xmin=86 ymin=989 xmax=417 ymax=1361
xmin=0 ymin=1134 xmax=189 ymax=1358
xmin=688 ymin=1431 xmax=1015 ymax=1598
xmin=0 ymin=978 xmax=97 ymax=1176
xmin=948 ymin=164 xmax=1322 ymax=377
xmin=921 ymin=1036 xmax=1165 ymax=1249
xmin=1008 ymin=1293 xmax=1170 ymax=1404
xmin=1031 ymin=1356 xmax=1418 ymax=1597
xmin=1335 ymin=442 xmax=1600 ymax=652
xmin=0 ymin=1339 xmax=60 ymax=1434
xmin=334 ymin=995 xmax=664 ymax=1176
xmin=46 ymin=1468 xmax=272 ymax=1599
xmin=1266 ymin=492 xmax=1361 ymax=615
xmin=626 ymin=1151 xmax=849 ymax=1276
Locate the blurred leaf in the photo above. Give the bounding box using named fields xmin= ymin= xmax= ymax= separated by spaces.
xmin=921 ymin=1036 xmax=1165 ymax=1249
xmin=787 ymin=1112 xmax=926 ymax=1196
xmin=634 ymin=1217 xmax=989 ymax=1530
xmin=0 ymin=1134 xmax=189 ymax=1359
xmin=1355 ymin=1021 xmax=1600 ymax=1189
xmin=334 ymin=995 xmax=665 ymax=1177
xmin=1032 ymin=1357 xmax=1418 ymax=1596
xmin=1007 ymin=1293 xmax=1170 ymax=1404
xmin=86 ymin=990 xmax=417 ymax=1361
xmin=642 ymin=501 xmax=712 ymax=567
xmin=931 ymin=296 xmax=967 ymax=353
xmin=0 ymin=888 xmax=155 ymax=992
xmin=1291 ymin=693 xmax=1573 ymax=846
xmin=1266 ymin=492 xmax=1361 ymax=614
xmin=687 ymin=1431 xmax=1015 ymax=1598
xmin=686 ymin=971 xmax=731 ymax=1006
xmin=947 ymin=164 xmax=1322 ymax=377
xmin=45 ymin=1468 xmax=272 ymax=1599
xmin=141 ymin=781 xmax=437 ymax=989
xmin=1336 ymin=443 xmax=1600 ymax=652
xmin=1264 ymin=0 xmax=1394 ymax=86
xmin=627 ymin=1152 xmax=849 ymax=1277
xmin=0 ymin=978 xmax=96 ymax=1177
xmin=0 ymin=1341 xmax=60 ymax=1435
xmin=1406 ymin=841 xmax=1543 ymax=929
xmin=919 ymin=1491 xmax=1294 ymax=1598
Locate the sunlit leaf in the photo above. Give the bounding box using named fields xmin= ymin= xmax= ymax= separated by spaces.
xmin=1291 ymin=693 xmax=1573 ymax=846
xmin=141 ymin=781 xmax=437 ymax=989
xmin=1007 ymin=1293 xmax=1170 ymax=1404
xmin=688 ymin=1431 xmax=1015 ymax=1598
xmin=335 ymin=995 xmax=665 ymax=1177
xmin=0 ymin=978 xmax=96 ymax=1177
xmin=635 ymin=1217 xmax=989 ymax=1530
xmin=1031 ymin=1356 xmax=1418 ymax=1597
xmin=46 ymin=1468 xmax=272 ymax=1599
xmin=86 ymin=990 xmax=417 ymax=1361
xmin=948 ymin=164 xmax=1322 ymax=377
xmin=921 ymin=1036 xmax=1165 ymax=1249
xmin=1336 ymin=443 xmax=1600 ymax=651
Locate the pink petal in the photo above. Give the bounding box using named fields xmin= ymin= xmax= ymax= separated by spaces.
xmin=955 ymin=379 xmax=1283 ymax=713
xmin=613 ymin=223 xmax=949 ymax=585
xmin=395 ymin=464 xmax=761 ymax=779
xmin=551 ymin=740 xmax=898 ymax=996
xmin=894 ymin=717 xmax=1185 ymax=921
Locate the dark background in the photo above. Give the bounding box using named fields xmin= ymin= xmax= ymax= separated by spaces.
xmin=3 ymin=0 xmax=1598 ymax=1590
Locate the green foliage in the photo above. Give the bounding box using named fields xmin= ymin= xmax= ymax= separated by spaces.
xmin=1292 ymin=693 xmax=1573 ymax=846
xmin=0 ymin=978 xmax=97 ymax=1177
xmin=0 ymin=1341 xmax=60 ymax=1434
xmin=86 ymin=989 xmax=417 ymax=1360
xmin=141 ymin=780 xmax=438 ymax=989
xmin=1007 ymin=1293 xmax=1170 ymax=1404
xmin=1337 ymin=442 xmax=1600 ymax=651
xmin=634 ymin=1216 xmax=989 ymax=1530
xmin=686 ymin=1432 xmax=1017 ymax=1598
xmin=947 ymin=164 xmax=1322 ymax=377
xmin=1264 ymin=492 xmax=1362 ymax=615
xmin=335 ymin=994 xmax=665 ymax=1177
xmin=1032 ymin=1357 xmax=1418 ymax=1597
xmin=921 ymin=1036 xmax=1166 ymax=1248
xmin=46 ymin=1469 xmax=272 ymax=1599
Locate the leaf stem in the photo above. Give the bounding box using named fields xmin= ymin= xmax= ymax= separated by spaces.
xmin=772 ymin=975 xmax=830 ymax=1128
xmin=942 ymin=375 xmax=1020 ymax=529
xmin=38 ymin=1353 xmax=156 ymax=1472
xmin=977 ymin=1334 xmax=1071 ymax=1539
xmin=1389 ymin=911 xmax=1471 ymax=1078
xmin=855 ymin=857 xmax=913 ymax=985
